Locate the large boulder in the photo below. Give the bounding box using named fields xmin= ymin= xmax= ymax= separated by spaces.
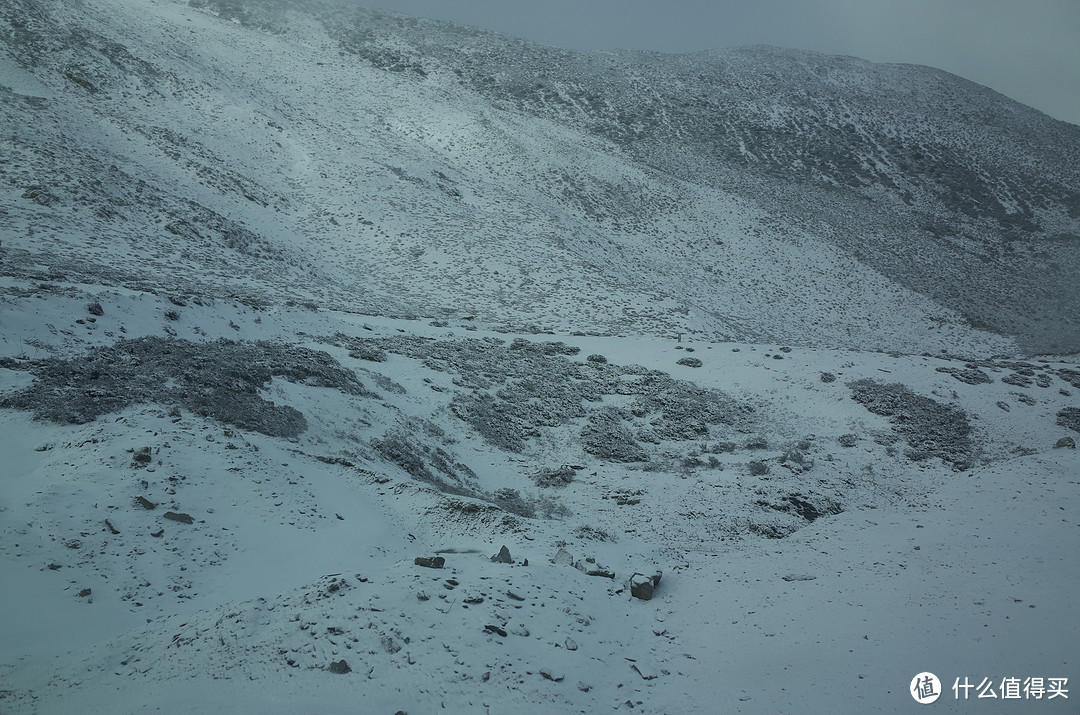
xmin=629 ymin=570 xmax=663 ymax=600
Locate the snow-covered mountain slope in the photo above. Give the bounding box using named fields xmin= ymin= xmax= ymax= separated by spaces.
xmin=3 ymin=0 xmax=1079 ymax=353
xmin=1 ymin=1 xmax=1079 ymax=713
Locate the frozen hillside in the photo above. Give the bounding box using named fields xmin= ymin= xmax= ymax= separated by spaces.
xmin=3 ymin=0 xmax=1079 ymax=353
xmin=0 ymin=0 xmax=1078 ymax=713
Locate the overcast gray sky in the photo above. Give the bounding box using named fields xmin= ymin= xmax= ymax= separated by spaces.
xmin=366 ymin=0 xmax=1080 ymax=126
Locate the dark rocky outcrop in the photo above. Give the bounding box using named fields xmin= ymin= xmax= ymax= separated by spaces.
xmin=414 ymin=556 xmax=445 ymax=569
xmin=0 ymin=337 xmax=371 ymax=438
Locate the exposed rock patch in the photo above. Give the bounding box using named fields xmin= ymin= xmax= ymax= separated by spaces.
xmin=1057 ymin=407 xmax=1080 ymax=434
xmin=0 ymin=337 xmax=372 ymax=438
xmin=848 ymin=379 xmax=976 ymax=469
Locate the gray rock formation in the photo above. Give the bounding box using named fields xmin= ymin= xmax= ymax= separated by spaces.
xmin=629 ymin=570 xmax=663 ymax=600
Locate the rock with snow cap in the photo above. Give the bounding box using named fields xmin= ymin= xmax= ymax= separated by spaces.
xmin=629 ymin=570 xmax=663 ymax=600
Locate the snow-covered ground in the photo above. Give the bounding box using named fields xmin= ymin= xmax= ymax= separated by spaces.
xmin=0 ymin=285 xmax=1076 ymax=713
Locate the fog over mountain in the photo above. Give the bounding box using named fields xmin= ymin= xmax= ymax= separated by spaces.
xmin=366 ymin=0 xmax=1080 ymax=129
xmin=1 ymin=1 xmax=1078 ymax=713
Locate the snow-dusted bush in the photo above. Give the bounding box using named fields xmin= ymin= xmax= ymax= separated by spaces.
xmin=320 ymin=334 xmax=758 ymax=463
xmin=581 ymin=408 xmax=649 ymax=462
xmin=534 ymin=465 xmax=575 ymax=488
xmin=371 ymin=429 xmax=478 ymax=496
xmin=1057 ymin=407 xmax=1080 ymax=433
xmin=848 ymin=378 xmax=975 ymax=468
xmin=491 ymin=488 xmax=535 ymax=518
xmin=0 ymin=337 xmax=369 ymax=438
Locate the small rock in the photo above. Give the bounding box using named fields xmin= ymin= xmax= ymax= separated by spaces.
xmin=1054 ymin=437 xmax=1075 ymax=449
xmin=540 ymin=667 xmax=564 ymax=682
xmin=565 ymin=637 xmax=578 ymax=651
xmin=575 ymin=559 xmax=615 ymax=578
xmin=676 ymin=356 xmax=703 ymax=368
xmin=163 ymin=512 xmax=194 ymax=524
xmin=87 ymin=302 xmax=104 ymax=316
xmin=577 ymin=681 xmax=592 ymax=692
xmin=837 ymin=434 xmax=858 ymax=447
xmin=491 ymin=545 xmax=513 ymax=564
xmin=820 ymin=372 xmax=836 ymax=383
xmin=78 ymin=588 xmax=92 ymax=598
xmin=484 ymin=624 xmax=507 ymax=637
xmin=630 ymin=659 xmax=660 ymax=680
xmin=104 ymin=519 xmax=120 ymax=535
xmin=630 ymin=577 xmax=654 ymax=600
xmin=936 ymin=366 xmax=992 ymax=385
xmin=781 ymin=574 xmax=817 ymax=582
xmin=748 ymin=460 xmax=769 ymax=476
xmin=328 ymin=659 xmax=351 ymax=674
xmin=414 ymin=556 xmax=445 ymax=569
xmin=552 ymin=548 xmax=573 ymax=566
xmin=150 ymin=529 xmax=164 ymax=538
xmin=136 ymin=496 xmax=157 ymax=510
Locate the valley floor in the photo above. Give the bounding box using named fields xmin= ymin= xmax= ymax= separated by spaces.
xmin=0 ymin=286 xmax=1077 ymax=713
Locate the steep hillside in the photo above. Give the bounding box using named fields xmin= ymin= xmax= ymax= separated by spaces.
xmin=2 ymin=0 xmax=1078 ymax=353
